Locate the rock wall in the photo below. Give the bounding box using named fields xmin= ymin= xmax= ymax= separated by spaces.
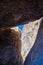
xmin=21 ymin=19 xmax=41 ymax=61
xmin=0 ymin=0 xmax=43 ymax=27
xmin=24 ymin=17 xmax=43 ymax=65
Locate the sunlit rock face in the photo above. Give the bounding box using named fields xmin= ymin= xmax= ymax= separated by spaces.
xmin=24 ymin=18 xmax=43 ymax=65
xmin=21 ymin=19 xmax=41 ymax=61
xmin=10 ymin=18 xmax=42 ymax=62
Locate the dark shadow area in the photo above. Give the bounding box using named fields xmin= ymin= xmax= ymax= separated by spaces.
xmin=0 ymin=29 xmax=23 ymax=65
xmin=24 ymin=18 xmax=43 ymax=65
xmin=0 ymin=0 xmax=43 ymax=28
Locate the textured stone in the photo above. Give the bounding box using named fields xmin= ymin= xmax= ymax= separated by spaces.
xmin=24 ymin=17 xmax=43 ymax=65
xmin=0 ymin=0 xmax=43 ymax=28
xmin=21 ymin=19 xmax=41 ymax=61
xmin=0 ymin=29 xmax=23 ymax=65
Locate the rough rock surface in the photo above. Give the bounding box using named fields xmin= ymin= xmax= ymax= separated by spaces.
xmin=0 ymin=29 xmax=23 ymax=65
xmin=0 ymin=18 xmax=42 ymax=64
xmin=0 ymin=0 xmax=43 ymax=27
xmin=11 ymin=18 xmax=42 ymax=62
xmin=21 ymin=19 xmax=41 ymax=62
xmin=24 ymin=17 xmax=43 ymax=65
xmin=11 ymin=18 xmax=42 ymax=63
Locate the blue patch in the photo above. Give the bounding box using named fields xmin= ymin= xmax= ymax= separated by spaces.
xmin=18 ymin=25 xmax=24 ymax=30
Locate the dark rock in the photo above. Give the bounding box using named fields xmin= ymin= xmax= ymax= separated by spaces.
xmin=0 ymin=29 xmax=23 ymax=65
xmin=0 ymin=0 xmax=43 ymax=28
